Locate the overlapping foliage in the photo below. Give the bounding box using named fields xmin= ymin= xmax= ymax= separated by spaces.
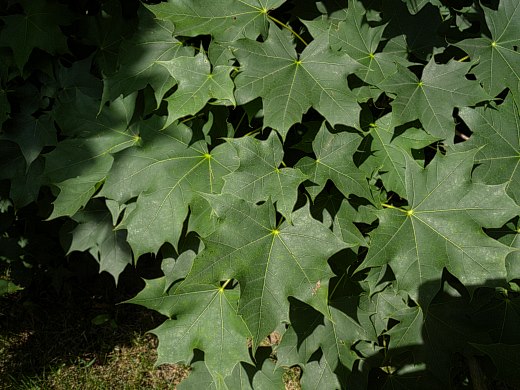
xmin=1 ymin=0 xmax=520 ymax=387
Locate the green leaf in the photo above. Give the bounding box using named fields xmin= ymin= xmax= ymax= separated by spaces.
xmin=327 ymin=0 xmax=400 ymax=87
xmin=9 ymin=157 xmax=45 ymax=208
xmin=158 ymin=52 xmax=235 ymax=127
xmin=82 ymin=0 xmax=137 ymax=75
xmin=300 ymin=356 xmax=340 ymax=390
xmin=99 ymin=120 xmax=239 ymax=256
xmin=1 ymin=114 xmax=56 ymax=168
xmin=0 ymin=88 xmax=8 ymax=126
xmin=473 ymin=343 xmax=520 ymax=387
xmin=401 ymin=0 xmax=442 ymax=15
xmin=251 ymin=359 xmax=284 ymax=389
xmin=381 ymin=59 xmax=489 ymax=139
xmin=295 ymin=123 xmax=371 ymax=200
xmin=224 ymin=363 xmax=253 ymax=390
xmin=489 ymin=219 xmax=520 ymax=281
xmin=454 ymin=93 xmax=520 ymax=204
xmin=0 ymin=0 xmax=72 ymax=71
xmin=332 ymin=199 xmax=368 ymax=248
xmin=456 ymin=0 xmax=520 ymax=96
xmin=358 ymin=113 xmax=438 ymax=197
xmin=182 ymin=195 xmax=346 ymax=349
xmin=45 ymin=93 xmax=137 ymax=218
xmin=277 ymin=299 xmax=368 ymax=372
xmin=275 ymin=299 xmax=325 ymax=367
xmin=68 ymin=200 xmax=132 ymax=283
xmin=147 ymin=0 xmax=285 ymax=42
xmin=177 ymin=361 xmax=218 ymax=390
xmin=101 ymin=8 xmax=194 ymax=107
xmin=0 ymin=279 xmax=23 ymax=296
xmin=381 ymin=0 xmax=444 ymax=60
xmin=360 ymin=150 xmax=519 ymax=308
xmin=128 ymin=277 xmax=252 ymax=383
xmin=233 ymin=24 xmax=360 ymax=138
xmin=316 ymin=306 xmax=369 ymax=370
xmin=222 ymin=132 xmax=307 ymax=221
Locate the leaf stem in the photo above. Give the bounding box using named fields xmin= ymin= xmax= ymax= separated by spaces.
xmin=381 ymin=203 xmax=400 ymax=210
xmin=235 ymin=112 xmax=246 ymax=134
xmin=267 ymin=15 xmax=308 ymax=46
xmin=244 ymin=127 xmax=262 ymax=137
xmin=220 ymin=279 xmax=232 ymax=290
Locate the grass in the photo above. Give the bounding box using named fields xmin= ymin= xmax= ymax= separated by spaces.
xmin=0 ymin=288 xmax=190 ymax=389
xmin=0 ymin=268 xmax=301 ymax=389
xmin=3 ymin=333 xmax=189 ymax=389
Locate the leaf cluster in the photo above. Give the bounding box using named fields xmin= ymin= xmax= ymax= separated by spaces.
xmin=1 ymin=0 xmax=520 ymax=388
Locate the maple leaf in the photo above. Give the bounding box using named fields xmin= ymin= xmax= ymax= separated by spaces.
xmin=222 ymin=131 xmax=307 ymax=221
xmin=474 ymin=343 xmax=520 ymax=388
xmin=326 ymin=0 xmax=401 ymax=87
xmin=45 ymin=93 xmax=138 ymax=219
xmin=181 ymin=195 xmax=346 ymax=349
xmin=358 ymin=113 xmax=438 ymax=197
xmin=1 ymin=114 xmax=56 ymax=168
xmin=147 ymin=0 xmax=285 ymax=42
xmin=233 ymin=24 xmax=361 ymax=138
xmin=401 ymin=0 xmax=442 ymax=14
xmin=68 ymin=200 xmax=132 ymax=283
xmin=295 ymin=122 xmax=371 ymax=200
xmin=277 ymin=299 xmax=369 ymax=371
xmin=454 ymin=93 xmax=520 ymax=204
xmin=381 ymin=59 xmax=489 ymax=139
xmin=128 ymin=277 xmax=252 ymax=384
xmin=360 ymin=150 xmax=519 ymax=308
xmin=456 ymin=0 xmax=520 ymax=96
xmin=0 ymin=0 xmax=72 ymax=71
xmin=158 ymin=52 xmax=236 ymax=127
xmin=102 ymin=8 xmax=194 ymax=107
xmin=99 ymin=120 xmax=239 ymax=257
xmin=300 ymin=356 xmax=341 ymax=390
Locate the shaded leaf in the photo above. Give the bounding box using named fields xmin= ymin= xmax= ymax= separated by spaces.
xmin=360 ymin=150 xmax=519 ymax=308
xmin=101 ymin=8 xmax=193 ymax=107
xmin=454 ymin=93 xmax=520 ymax=204
xmin=0 ymin=0 xmax=72 ymax=70
xmin=456 ymin=0 xmax=520 ymax=96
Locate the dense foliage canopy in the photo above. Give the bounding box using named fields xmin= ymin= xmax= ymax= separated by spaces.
xmin=1 ymin=0 xmax=519 ymax=388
